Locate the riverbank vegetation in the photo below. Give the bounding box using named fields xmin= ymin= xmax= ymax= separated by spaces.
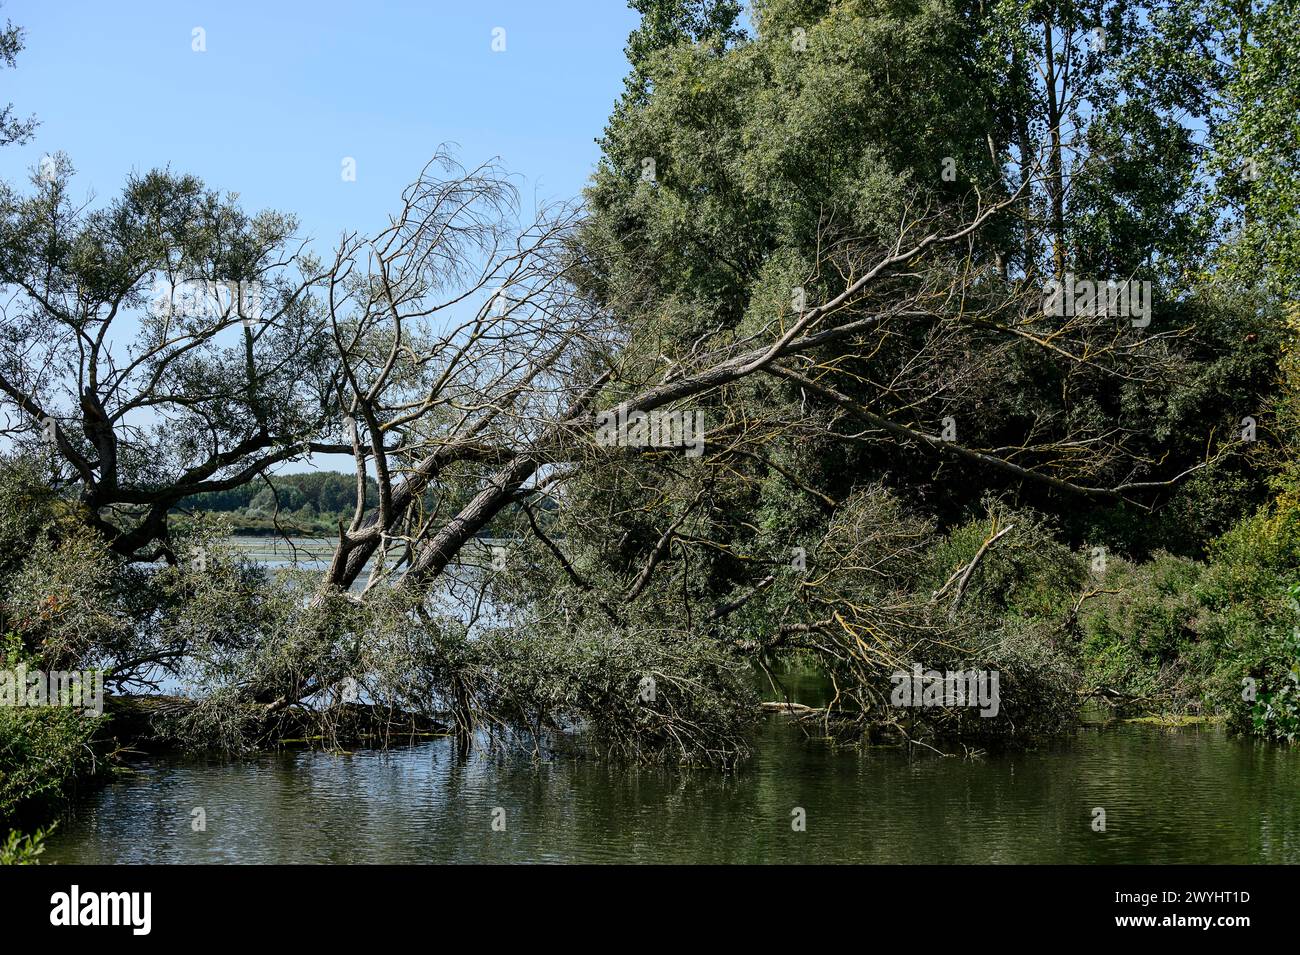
xmin=2 ymin=0 xmax=1299 ymax=848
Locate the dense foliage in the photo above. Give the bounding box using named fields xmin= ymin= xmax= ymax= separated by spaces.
xmin=538 ymin=0 xmax=1300 ymax=742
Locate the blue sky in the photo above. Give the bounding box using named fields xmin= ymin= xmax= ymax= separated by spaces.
xmin=0 ymin=1 xmax=642 ymax=473
xmin=0 ymin=0 xmax=639 ymax=243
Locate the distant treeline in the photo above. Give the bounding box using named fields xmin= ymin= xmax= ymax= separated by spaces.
xmin=178 ymin=472 xmax=550 ymax=536
xmin=178 ymin=472 xmax=378 ymax=535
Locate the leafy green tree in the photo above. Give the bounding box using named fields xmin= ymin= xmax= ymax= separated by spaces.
xmin=0 ymin=164 xmax=345 ymax=560
xmin=510 ymin=0 xmax=1295 ymax=736
xmin=0 ymin=13 xmax=35 ymax=148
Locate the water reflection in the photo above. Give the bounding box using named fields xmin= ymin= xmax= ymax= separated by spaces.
xmin=44 ymin=718 xmax=1300 ymax=864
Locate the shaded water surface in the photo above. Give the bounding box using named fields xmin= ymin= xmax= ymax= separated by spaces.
xmin=44 ymin=718 xmax=1300 ymax=864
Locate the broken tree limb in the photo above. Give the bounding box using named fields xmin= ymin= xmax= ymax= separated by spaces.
xmin=946 ymin=523 xmax=1015 ymax=619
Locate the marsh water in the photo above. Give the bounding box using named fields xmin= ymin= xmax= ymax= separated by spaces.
xmin=41 ymin=538 xmax=1300 ymax=864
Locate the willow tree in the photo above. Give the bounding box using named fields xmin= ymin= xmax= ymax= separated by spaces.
xmin=0 ymin=160 xmax=346 ymax=561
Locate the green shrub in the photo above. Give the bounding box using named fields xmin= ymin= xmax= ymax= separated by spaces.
xmin=0 ymin=705 xmax=102 ymax=824
xmin=1065 ymin=492 xmax=1300 ymax=738
xmin=1246 ymin=626 xmax=1300 ymax=742
xmin=0 ymin=824 xmax=54 ymax=864
xmin=1076 ymin=552 xmax=1207 ymax=705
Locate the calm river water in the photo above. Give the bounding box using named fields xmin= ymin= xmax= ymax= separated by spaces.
xmin=43 ymin=716 xmax=1300 ymax=864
